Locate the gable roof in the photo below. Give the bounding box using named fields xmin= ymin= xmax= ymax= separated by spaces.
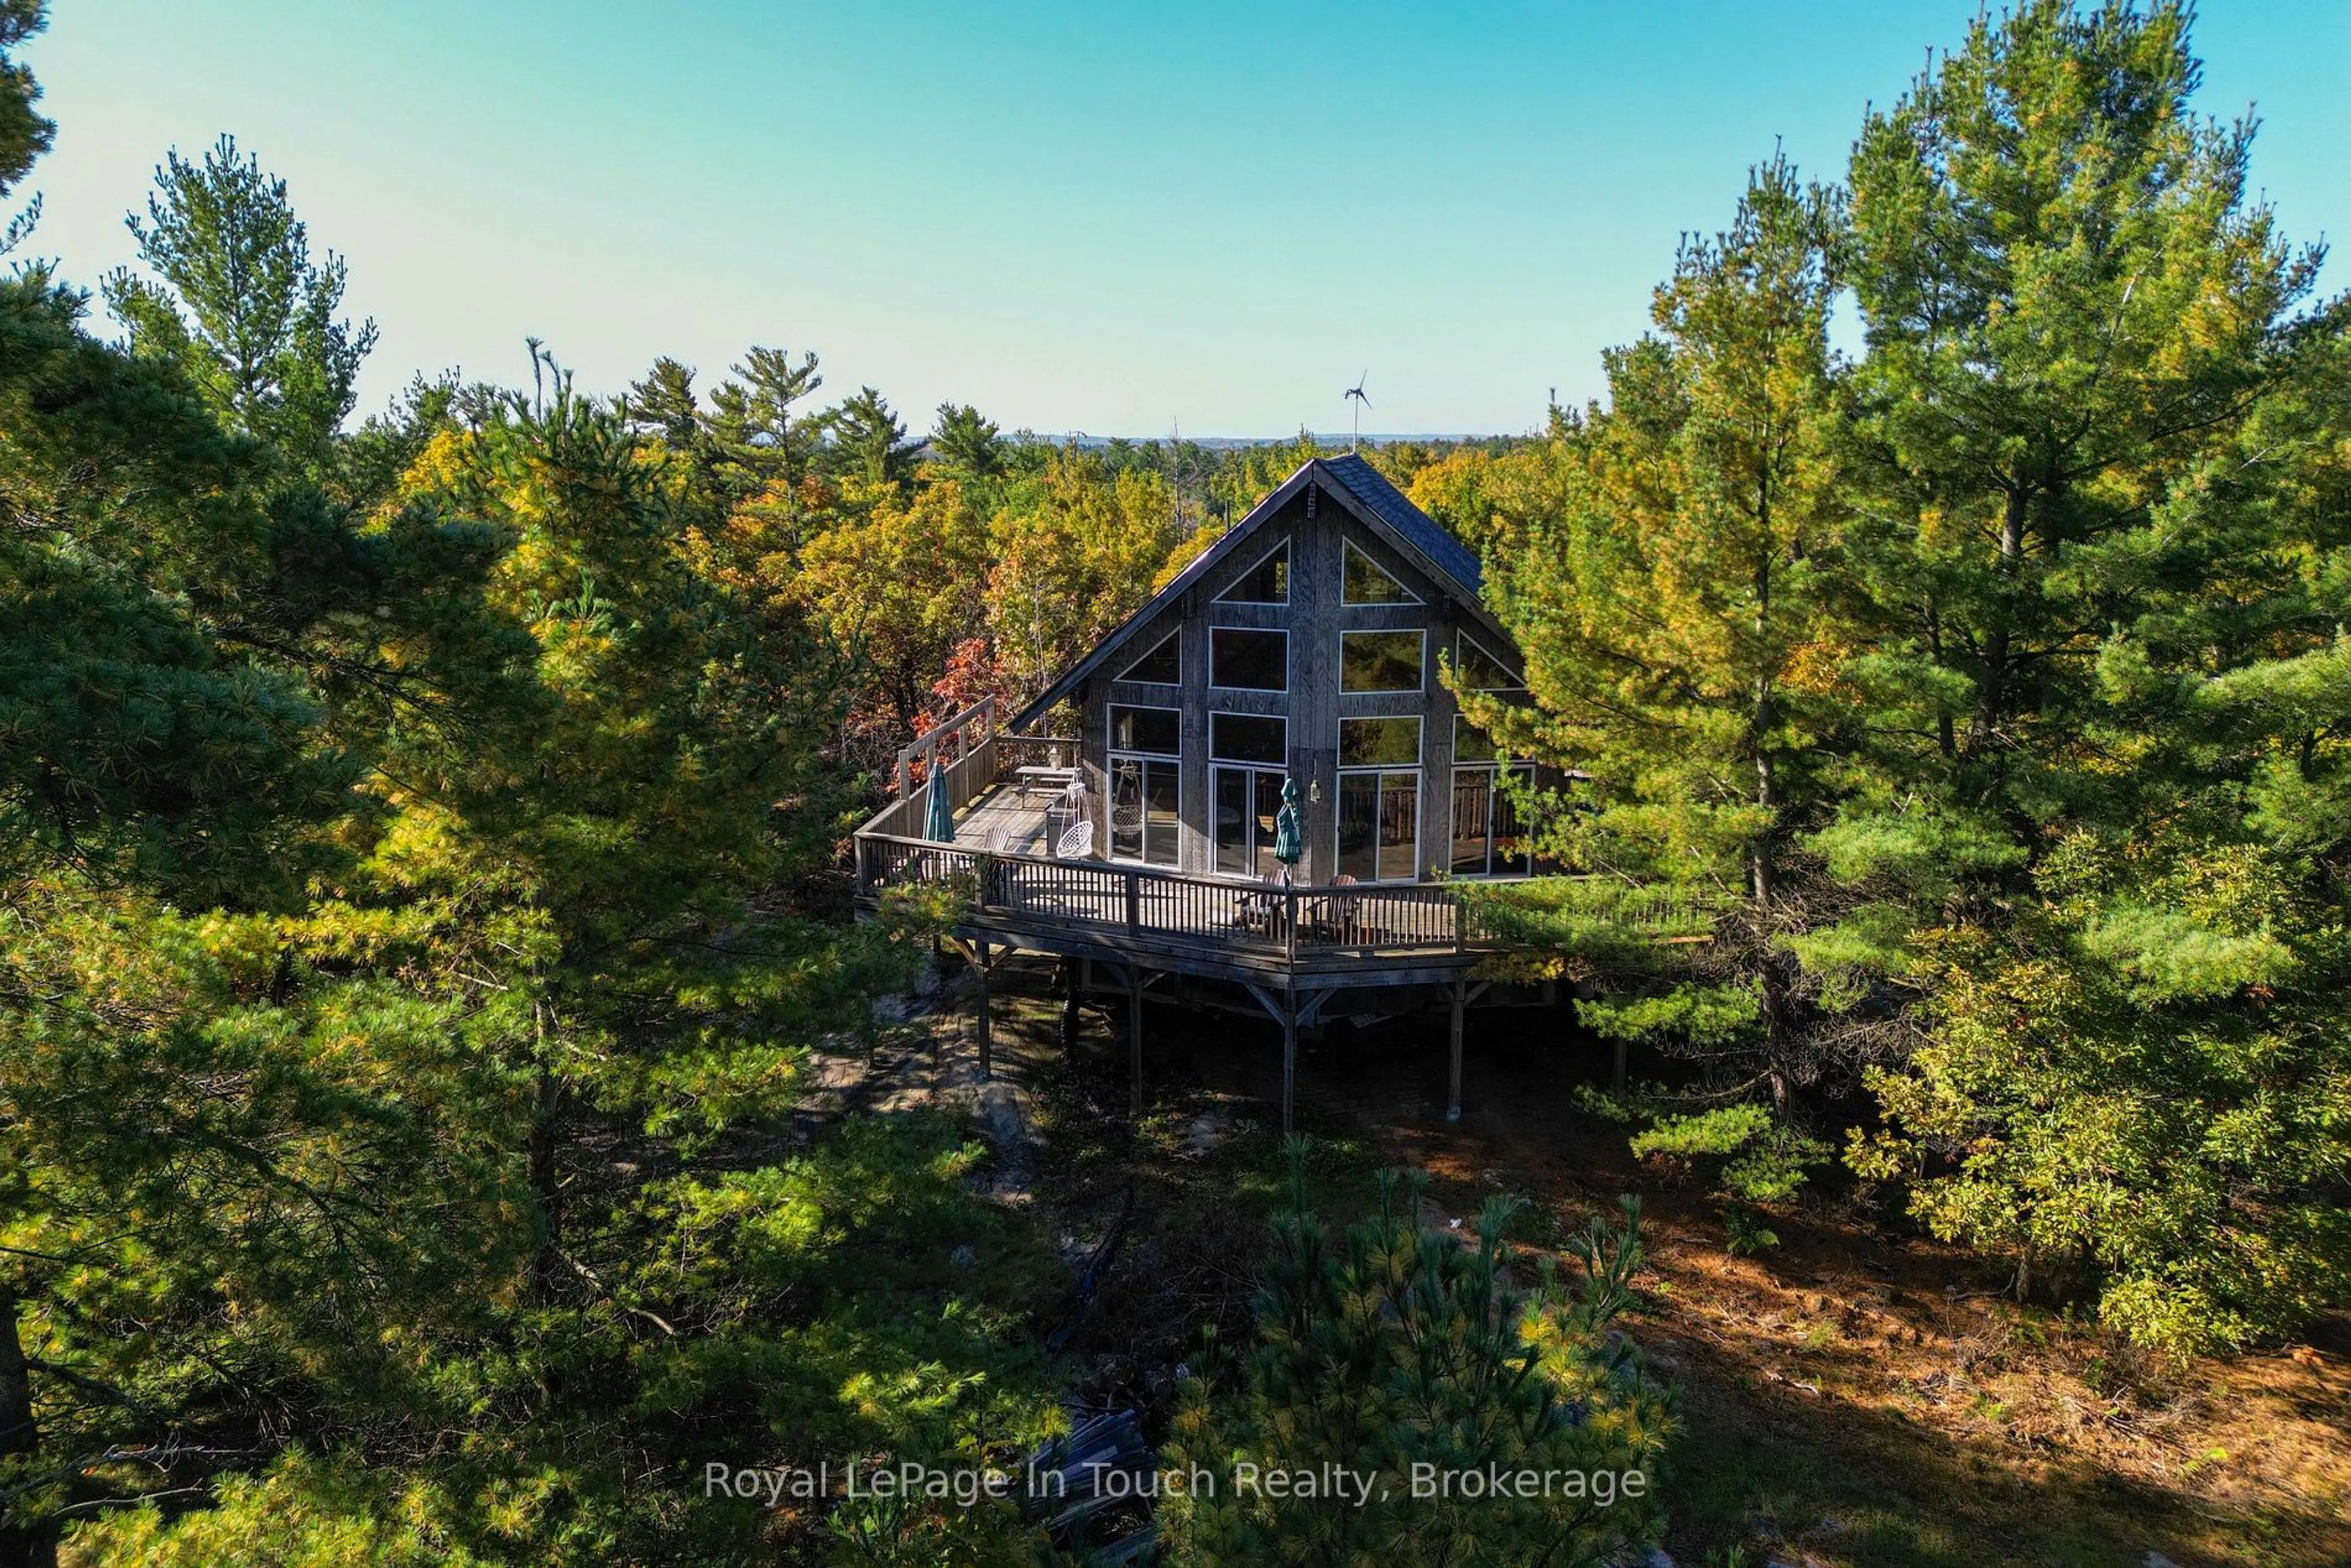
xmin=1318 ymin=452 xmax=1483 ymax=596
xmin=1007 ymin=455 xmax=1502 ymax=732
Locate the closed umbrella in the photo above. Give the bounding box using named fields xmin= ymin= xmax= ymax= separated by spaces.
xmin=924 ymin=761 xmax=954 ymax=842
xmin=1273 ymin=778 xmax=1303 ymax=883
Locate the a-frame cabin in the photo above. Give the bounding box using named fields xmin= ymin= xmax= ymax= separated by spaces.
xmin=852 ymin=456 xmax=1553 ymax=1127
xmin=1011 ymin=453 xmax=1536 ymax=886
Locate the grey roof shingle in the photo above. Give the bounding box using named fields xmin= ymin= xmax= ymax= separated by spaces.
xmin=1317 ymin=452 xmax=1482 ymax=595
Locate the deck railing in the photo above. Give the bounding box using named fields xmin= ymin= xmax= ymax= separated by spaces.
xmin=875 ymin=702 xmax=1086 ymax=828
xmin=853 ymin=830 xmax=1500 ymax=968
xmin=850 ymin=719 xmax=1721 ymax=973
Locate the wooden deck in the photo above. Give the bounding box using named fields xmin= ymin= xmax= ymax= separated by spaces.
xmin=850 ymin=698 xmax=1706 ymax=1128
xmin=852 ymin=699 xmax=1502 ymax=986
xmin=948 ymin=778 xmax=1068 ymax=857
xmin=856 ymin=830 xmax=1498 ymax=986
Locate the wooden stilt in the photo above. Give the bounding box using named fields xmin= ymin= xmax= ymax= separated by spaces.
xmin=1447 ymin=980 xmax=1466 ymax=1122
xmin=1128 ymin=974 xmax=1145 ymax=1117
xmin=1612 ymin=1035 xmax=1628 ymax=1096
xmin=975 ymin=940 xmax=992 ymax=1082
xmin=1281 ymin=992 xmax=1297 ymax=1135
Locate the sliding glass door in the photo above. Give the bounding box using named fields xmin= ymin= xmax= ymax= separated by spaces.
xmin=1213 ymin=767 xmax=1286 ymax=877
xmin=1109 ymin=757 xmax=1179 ymax=865
xmin=1450 ymin=764 xmax=1534 ymax=877
xmin=1336 ymin=769 xmax=1419 ymax=882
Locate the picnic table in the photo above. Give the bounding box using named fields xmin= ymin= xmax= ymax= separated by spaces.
xmin=1013 ymin=765 xmax=1081 ymax=802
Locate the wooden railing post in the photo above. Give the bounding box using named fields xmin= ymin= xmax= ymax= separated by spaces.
xmin=1125 ymin=869 xmax=1141 ymax=936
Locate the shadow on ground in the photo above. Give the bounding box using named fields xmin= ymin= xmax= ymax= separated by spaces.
xmin=948 ymin=952 xmax=2350 ymax=1568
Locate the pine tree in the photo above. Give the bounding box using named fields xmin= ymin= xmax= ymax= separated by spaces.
xmin=1834 ymin=0 xmax=2351 ymax=1352
xmin=1472 ymin=153 xmax=1865 ymax=1162
xmin=930 ymin=401 xmax=1007 ymax=482
xmin=1160 ymin=1154 xmax=1672 ymax=1567
xmin=826 ymin=384 xmax=921 ymax=486
xmin=102 ymin=135 xmax=377 ymax=480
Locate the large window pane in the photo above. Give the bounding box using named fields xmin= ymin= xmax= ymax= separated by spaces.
xmin=1116 ymin=629 xmax=1180 ymax=684
xmin=1377 ymin=770 xmax=1419 ymax=880
xmin=1338 ymin=769 xmax=1420 ymax=880
xmin=1253 ymin=770 xmax=1285 ymax=878
xmin=1215 ymin=765 xmax=1288 ymax=877
xmin=1216 ymin=542 xmax=1289 ymax=604
xmin=1453 ymin=713 xmax=1500 ymax=762
xmin=1111 ymin=757 xmax=1146 ymax=861
xmin=1493 ymin=765 xmax=1532 ymax=874
xmin=1111 ymin=756 xmax=1179 ymax=866
xmin=1343 ymin=539 xmax=1417 ymax=604
xmin=1212 ymin=628 xmax=1288 ymax=691
xmin=1456 ymin=632 xmax=1524 ymax=692
xmin=1337 ymin=773 xmax=1378 ymax=881
xmin=1340 ymin=716 xmax=1420 ymax=767
xmin=1449 ymin=763 xmax=1535 ymax=876
xmin=1109 ymin=704 xmax=1180 ymax=756
xmin=1340 ymin=629 xmax=1423 ymax=692
xmin=1211 ymin=712 xmax=1286 ymax=763
xmin=1144 ymin=758 xmax=1179 ymax=865
xmin=1215 ymin=768 xmax=1249 ymax=874
xmin=1450 ymin=768 xmax=1492 ymax=876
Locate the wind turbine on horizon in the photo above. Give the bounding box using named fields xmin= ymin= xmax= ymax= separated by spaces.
xmin=1343 ymin=372 xmax=1371 ymax=452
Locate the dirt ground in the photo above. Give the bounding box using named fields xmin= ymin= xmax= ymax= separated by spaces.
xmin=899 ymin=955 xmax=2350 ymax=1568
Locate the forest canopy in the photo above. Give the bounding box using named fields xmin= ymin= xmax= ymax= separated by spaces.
xmin=0 ymin=1 xmax=2345 ymax=1565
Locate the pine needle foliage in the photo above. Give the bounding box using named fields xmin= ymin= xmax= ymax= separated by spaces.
xmin=1160 ymin=1149 xmax=1673 ymax=1567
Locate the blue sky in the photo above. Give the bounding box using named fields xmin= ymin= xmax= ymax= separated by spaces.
xmin=24 ymin=1 xmax=2348 ymax=437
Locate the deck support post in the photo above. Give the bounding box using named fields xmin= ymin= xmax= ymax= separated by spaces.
xmin=1127 ymin=973 xmax=1145 ymax=1117
xmin=975 ymin=940 xmax=992 ymax=1082
xmin=1446 ymin=980 xmax=1466 ymax=1122
xmin=1281 ymin=991 xmax=1297 ymax=1135
xmin=1612 ymin=1035 xmax=1627 ymax=1096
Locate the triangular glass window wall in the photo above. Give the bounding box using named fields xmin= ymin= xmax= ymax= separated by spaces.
xmin=1115 ymin=628 xmax=1181 ymax=684
xmin=1342 ymin=539 xmax=1419 ymax=604
xmin=1216 ymin=542 xmax=1289 ymax=604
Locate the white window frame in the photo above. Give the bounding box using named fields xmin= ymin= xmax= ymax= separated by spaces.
xmin=1337 ymin=713 xmax=1422 ymax=769
xmin=1449 ymin=761 xmax=1536 ymax=879
xmin=1105 ymin=703 xmax=1182 ymax=867
xmin=1338 ymin=627 xmax=1425 ymax=694
xmin=1113 ymin=626 xmax=1182 ymax=685
xmin=1106 ymin=702 xmax=1182 ymax=759
xmin=1210 ymin=762 xmax=1288 ymax=881
xmin=1341 ymin=538 xmax=1422 ymax=606
xmin=1210 ymin=710 xmax=1288 ymax=765
xmin=1214 ymin=539 xmax=1292 ymax=605
xmin=1209 ymin=626 xmax=1290 ymax=694
xmin=1335 ymin=765 xmax=1423 ymax=885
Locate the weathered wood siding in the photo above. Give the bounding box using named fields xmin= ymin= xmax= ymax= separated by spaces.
xmin=1075 ymin=473 xmax=1516 ymax=883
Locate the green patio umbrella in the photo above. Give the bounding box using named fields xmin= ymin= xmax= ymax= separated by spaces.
xmin=923 ymin=762 xmax=954 ymax=842
xmin=1273 ymin=778 xmax=1303 ymax=880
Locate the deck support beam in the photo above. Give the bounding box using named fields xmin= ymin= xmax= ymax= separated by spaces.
xmin=1447 ymin=980 xmax=1466 ymax=1122
xmin=975 ymin=939 xmax=992 ymax=1082
xmin=1128 ymin=973 xmax=1145 ymax=1117
xmin=1238 ymin=983 xmax=1335 ymax=1136
xmin=1281 ymin=996 xmax=1297 ymax=1135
